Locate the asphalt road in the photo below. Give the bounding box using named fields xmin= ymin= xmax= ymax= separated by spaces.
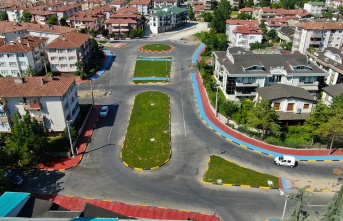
xmin=21 ymin=41 xmax=343 ymax=221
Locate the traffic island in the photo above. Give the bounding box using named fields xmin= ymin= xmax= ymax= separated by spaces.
xmin=138 ymin=44 xmax=175 ymax=53
xmin=132 ymin=57 xmax=171 ymax=84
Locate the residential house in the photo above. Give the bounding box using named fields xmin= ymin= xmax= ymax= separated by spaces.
xmin=226 ymin=20 xmax=260 ymax=46
xmin=104 ymin=7 xmax=141 ymax=39
xmin=304 ymin=2 xmax=327 ymax=15
xmin=0 ymin=36 xmax=49 ymax=77
xmin=212 ymin=47 xmax=328 ymax=101
xmin=92 ymin=4 xmax=116 ymax=20
xmin=45 ymin=32 xmax=91 ymax=73
xmin=257 ymin=7 xmax=310 ymax=21
xmin=231 ymin=25 xmax=263 ymax=48
xmin=0 ymin=76 xmax=80 ymax=132
xmin=264 ymin=17 xmax=299 ymax=30
xmin=322 ymin=83 xmax=343 ymax=105
xmin=255 ymin=84 xmax=317 ymax=125
xmin=326 ymin=0 xmax=343 ymax=9
xmin=201 ymin=0 xmax=211 ymax=11
xmin=51 ymin=3 xmax=82 ymax=21
xmin=239 ymin=7 xmax=254 ymax=16
xmin=0 ymin=21 xmax=76 ymax=44
xmin=29 ymin=10 xmax=58 ymax=24
xmin=154 ymin=0 xmax=178 ymax=8
xmin=306 ymin=47 xmax=343 ymax=86
xmin=128 ymin=0 xmax=152 ymax=15
xmin=6 ymin=6 xmax=28 ymax=22
xmin=82 ymin=0 xmax=112 ymax=10
xmin=193 ymin=2 xmax=205 ymax=20
xmin=277 ymin=27 xmax=295 ymax=43
xmin=149 ymin=5 xmax=187 ymax=34
xmin=109 ymin=0 xmax=126 ymax=9
xmin=67 ymin=10 xmax=105 ymax=31
xmin=292 ymin=21 xmax=343 ymax=54
xmin=229 ymin=0 xmax=238 ymax=8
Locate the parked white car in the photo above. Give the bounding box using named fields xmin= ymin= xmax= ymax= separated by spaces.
xmin=100 ymin=106 xmax=109 ymax=117
xmin=274 ymin=155 xmax=296 ymax=168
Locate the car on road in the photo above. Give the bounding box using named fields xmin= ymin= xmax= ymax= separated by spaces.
xmin=274 ymin=155 xmax=296 ymax=168
xmin=4 ymin=170 xmax=23 ymax=186
xmin=100 ymin=106 xmax=109 ymax=117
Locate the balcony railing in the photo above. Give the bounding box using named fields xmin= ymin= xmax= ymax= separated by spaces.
xmin=235 ymin=91 xmax=257 ymax=96
xmin=24 ymin=102 xmax=41 ymax=111
xmin=235 ymin=82 xmax=258 ymax=87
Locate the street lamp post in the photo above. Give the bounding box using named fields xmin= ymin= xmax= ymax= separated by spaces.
xmin=215 ymin=82 xmax=220 ymax=117
xmin=66 ymin=120 xmax=76 ymax=157
xmin=89 ymin=80 xmax=95 ymax=108
xmin=280 ymin=190 xmax=289 ymax=220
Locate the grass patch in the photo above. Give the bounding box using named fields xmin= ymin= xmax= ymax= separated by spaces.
xmin=133 ymin=80 xmax=169 ymax=84
xmin=134 ymin=59 xmax=171 ymax=78
xmin=231 ymin=11 xmax=239 ymax=16
xmin=204 ymin=155 xmax=279 ymax=188
xmin=143 ymin=44 xmax=170 ymax=51
xmin=122 ymin=91 xmax=170 ymax=168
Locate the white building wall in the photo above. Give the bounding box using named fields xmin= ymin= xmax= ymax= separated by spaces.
xmin=48 ymin=48 xmax=78 ymax=72
xmin=41 ymin=96 xmax=65 ymax=131
xmin=272 ymin=98 xmax=314 ymax=113
xmin=29 ymin=32 xmax=63 ymax=44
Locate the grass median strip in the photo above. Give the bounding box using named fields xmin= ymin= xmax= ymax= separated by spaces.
xmin=122 ymin=91 xmax=170 ymax=168
xmin=134 ymin=59 xmax=171 ymax=78
xmin=204 ymin=155 xmax=279 ymax=188
xmin=142 ymin=44 xmax=170 ymax=51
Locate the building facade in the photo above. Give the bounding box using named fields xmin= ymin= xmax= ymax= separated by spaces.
xmin=149 ymin=6 xmax=187 ymax=34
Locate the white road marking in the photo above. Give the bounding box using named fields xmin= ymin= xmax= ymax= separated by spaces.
xmin=123 ymin=61 xmax=128 ymax=77
xmin=108 ymin=126 xmax=113 ymax=140
xmin=180 ymin=63 xmax=187 ymax=137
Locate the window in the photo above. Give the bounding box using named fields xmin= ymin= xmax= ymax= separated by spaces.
xmin=20 ymin=61 xmax=26 ymax=66
xmin=273 ymin=103 xmax=280 ymax=110
xmin=17 ymin=53 xmax=24 ymax=57
xmin=7 ymin=54 xmax=14 ymax=58
xmin=60 ymin=64 xmax=68 ymax=68
xmin=58 ymin=49 xmax=65 ymax=53
xmin=69 ymin=56 xmax=76 ymax=61
xmin=0 ymin=54 xmax=3 ymax=58
xmin=64 ymin=102 xmax=69 ymax=110
xmin=9 ymin=62 xmax=16 ymax=67
xmin=50 ymin=49 xmax=56 ymax=53
xmin=70 ymin=64 xmax=75 ymax=68
xmin=287 ymin=103 xmax=294 ymax=111
xmin=11 ymin=70 xmax=17 ymax=75
xmin=300 ymin=76 xmax=316 ymax=83
xmin=250 ymin=36 xmax=255 ymax=39
xmin=0 ymin=62 xmax=6 ymax=67
xmin=52 ymin=64 xmax=58 ymax=68
xmin=59 ymin=57 xmax=66 ymax=61
xmin=304 ymin=103 xmax=309 ymax=109
xmin=1 ymin=70 xmax=8 ymax=75
xmin=51 ymin=56 xmax=57 ymax=61
xmin=67 ymin=49 xmax=74 ymax=53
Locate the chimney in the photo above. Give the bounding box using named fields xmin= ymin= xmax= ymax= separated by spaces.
xmin=14 ymin=77 xmax=24 ymax=84
xmin=9 ymin=41 xmax=14 ymax=45
xmin=18 ymin=39 xmax=21 ymax=44
xmin=41 ymin=77 xmax=46 ymax=85
xmin=27 ymin=42 xmax=30 ymax=47
xmin=62 ymin=37 xmax=66 ymax=41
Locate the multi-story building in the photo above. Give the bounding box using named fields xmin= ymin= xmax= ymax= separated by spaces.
xmin=326 ymin=0 xmax=343 ymax=9
xmin=304 ymin=2 xmax=327 ymax=15
xmin=264 ymin=17 xmax=299 ymax=30
xmin=255 ymin=84 xmax=317 ymax=125
xmin=292 ymin=21 xmax=343 ymax=54
xmin=149 ymin=6 xmax=187 ymax=34
xmin=128 ymin=0 xmax=152 ymax=15
xmin=82 ymin=0 xmax=112 ymax=10
xmin=67 ymin=11 xmax=105 ymax=31
xmin=322 ymin=83 xmax=343 ymax=105
xmin=109 ymin=0 xmax=126 ymax=9
xmin=6 ymin=6 xmax=27 ymax=22
xmin=29 ymin=10 xmax=58 ymax=24
xmin=239 ymin=7 xmax=254 ymax=16
xmin=51 ymin=3 xmax=82 ymax=21
xmin=45 ymin=32 xmax=91 ymax=73
xmin=231 ymin=25 xmax=263 ymax=48
xmin=257 ymin=7 xmax=310 ymax=21
xmin=0 ymin=36 xmax=49 ymax=77
xmin=193 ymin=2 xmax=205 ymax=20
xmin=0 ymin=76 xmax=80 ymax=132
xmin=104 ymin=7 xmax=141 ymax=39
xmin=226 ymin=19 xmax=260 ymax=45
xmin=212 ymin=47 xmax=328 ymax=101
xmin=306 ymin=47 xmax=343 ymax=86
xmin=154 ymin=0 xmax=178 ymax=8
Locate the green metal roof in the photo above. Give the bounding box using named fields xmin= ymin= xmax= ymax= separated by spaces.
xmin=307 ymin=1 xmax=325 ymax=6
xmin=151 ymin=5 xmax=187 ymax=16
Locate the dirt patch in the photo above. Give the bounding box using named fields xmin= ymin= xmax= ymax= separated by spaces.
xmin=78 ymin=90 xmax=111 ymax=98
xmin=101 ymin=42 xmax=127 ymax=48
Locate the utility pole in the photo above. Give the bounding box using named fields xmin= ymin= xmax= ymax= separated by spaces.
xmin=89 ymin=80 xmax=95 ymax=108
xmin=66 ymin=120 xmax=76 ymax=157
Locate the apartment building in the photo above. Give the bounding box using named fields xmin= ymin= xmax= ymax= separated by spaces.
xmin=0 ymin=76 xmax=80 ymax=132
xmin=0 ymin=36 xmax=49 ymax=77
xmin=128 ymin=0 xmax=152 ymax=15
xmin=226 ymin=20 xmax=260 ymax=46
xmin=292 ymin=21 xmax=343 ymax=54
xmin=322 ymin=83 xmax=343 ymax=105
xmin=239 ymin=7 xmax=254 ymax=16
xmin=104 ymin=7 xmax=141 ymax=38
xmin=149 ymin=5 xmax=187 ymax=34
xmin=82 ymin=0 xmax=112 ymax=10
xmin=326 ymin=0 xmax=343 ymax=9
xmin=264 ymin=17 xmax=299 ymax=30
xmin=212 ymin=47 xmax=328 ymax=101
xmin=256 ymin=84 xmax=317 ymax=124
xmin=51 ymin=3 xmax=82 ymax=20
xmin=231 ymin=25 xmax=263 ymax=48
xmin=257 ymin=7 xmax=310 ymax=21
xmin=30 ymin=10 xmax=58 ymax=24
xmin=109 ymin=0 xmax=126 ymax=9
xmin=303 ymin=2 xmax=327 ymax=15
xmin=154 ymin=0 xmax=178 ymax=8
xmin=45 ymin=32 xmax=91 ymax=73
xmin=67 ymin=11 xmax=105 ymax=31
xmin=193 ymin=2 xmax=205 ymax=20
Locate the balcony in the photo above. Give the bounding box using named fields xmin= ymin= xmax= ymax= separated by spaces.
xmin=0 ymin=117 xmax=9 ymax=123
xmin=24 ymin=102 xmax=41 ymax=111
xmin=235 ymin=82 xmax=258 ymax=87
xmin=235 ymin=91 xmax=257 ymax=97
xmin=309 ymin=41 xmax=321 ymax=45
xmin=33 ymin=115 xmax=44 ymax=122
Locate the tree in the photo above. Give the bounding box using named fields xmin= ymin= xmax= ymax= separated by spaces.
xmin=220 ymin=100 xmax=239 ymax=118
xmin=259 ymin=0 xmax=271 ymax=7
xmin=90 ymin=37 xmax=104 ymax=59
xmin=201 ymin=12 xmax=214 ymax=22
xmin=323 ymin=9 xmax=333 ymax=19
xmin=317 ymin=114 xmax=343 ymax=155
xmin=338 ymin=5 xmax=343 ymax=20
xmin=279 ymin=0 xmax=296 ymax=9
xmin=281 ymin=42 xmax=293 ymax=50
xmin=267 ymin=29 xmax=278 ymax=40
xmin=87 ymin=28 xmax=97 ymax=37
xmin=236 ymin=12 xmax=253 ymax=20
xmin=60 ymin=16 xmax=67 ymax=26
xmin=74 ymin=61 xmax=85 ymax=77
xmin=247 ymin=99 xmax=280 ymax=140
xmin=102 ymin=29 xmax=110 ymax=38
xmin=5 ymin=111 xmax=47 ymax=166
xmin=238 ymin=0 xmax=245 ymax=9
xmin=61 ymin=126 xmax=78 ymax=147
xmin=130 ymin=28 xmax=144 ymax=38
xmin=304 ymin=102 xmax=331 ymax=145
xmin=322 ymin=184 xmax=343 ymax=221
xmin=245 ymin=0 xmax=254 ymax=7
xmin=287 ymin=185 xmax=312 ymax=221
xmin=211 ymin=0 xmax=232 ymax=33
xmin=188 ymin=3 xmax=196 ymax=21
xmin=46 ymin=15 xmax=58 ymax=25
xmin=21 ymin=11 xmax=32 ymax=22
xmin=211 ymin=0 xmax=218 ymax=10
xmin=0 ymin=11 xmax=8 ymax=21
xmin=23 ymin=66 xmax=36 ymax=77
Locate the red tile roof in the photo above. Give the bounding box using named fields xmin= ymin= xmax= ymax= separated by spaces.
xmin=0 ymin=76 xmax=76 ymax=97
xmin=194 ymin=4 xmax=205 ymax=12
xmin=105 ymin=18 xmax=138 ymax=24
xmin=52 ymin=3 xmax=82 ymax=12
xmin=0 ymin=36 xmax=48 ymax=53
xmin=233 ymin=25 xmax=262 ymax=34
xmin=45 ymin=32 xmax=90 ymax=49
xmin=28 ymin=10 xmax=58 ymax=15
xmin=239 ymin=7 xmax=253 ymax=12
xmin=296 ymin=22 xmax=343 ymax=30
xmin=68 ymin=11 xmax=104 ymax=22
xmin=0 ymin=21 xmax=76 ymax=35
xmin=128 ymin=0 xmax=151 ymax=5
xmin=226 ymin=19 xmax=259 ymax=26
xmin=109 ymin=7 xmax=141 ymax=19
xmin=110 ymin=0 xmax=126 ymax=4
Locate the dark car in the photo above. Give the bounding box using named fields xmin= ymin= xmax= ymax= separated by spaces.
xmin=4 ymin=170 xmax=23 ymax=186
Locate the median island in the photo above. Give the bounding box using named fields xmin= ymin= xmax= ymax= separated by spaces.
xmin=122 ymin=91 xmax=171 ymax=169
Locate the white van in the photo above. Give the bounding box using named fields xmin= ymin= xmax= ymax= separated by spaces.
xmin=274 ymin=155 xmax=296 ymax=168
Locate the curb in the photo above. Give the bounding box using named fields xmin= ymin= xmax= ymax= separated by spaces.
xmin=120 ymin=92 xmax=172 ymax=170
xmin=202 ymin=155 xmax=279 ymax=190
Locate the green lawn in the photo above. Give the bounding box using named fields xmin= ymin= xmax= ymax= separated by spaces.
xmin=134 ymin=59 xmax=171 ymax=78
xmin=143 ymin=44 xmax=170 ymax=51
xmin=122 ymin=91 xmax=170 ymax=168
xmin=204 ymin=155 xmax=279 ymax=187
